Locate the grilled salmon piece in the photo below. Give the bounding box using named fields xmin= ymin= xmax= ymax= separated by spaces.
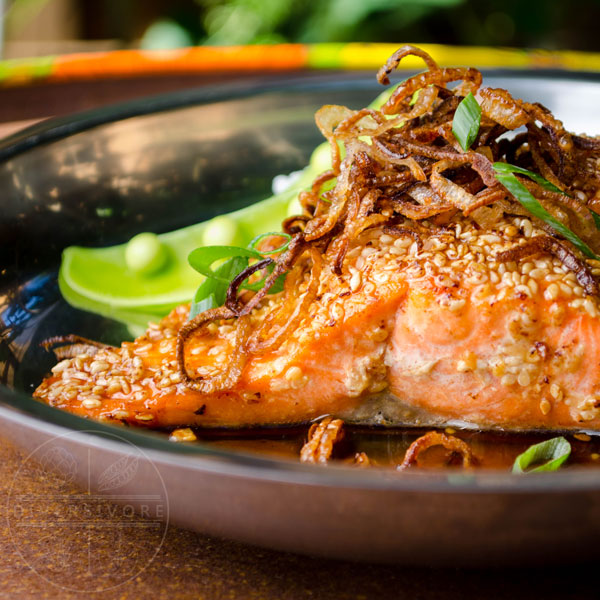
xmin=34 ymin=213 xmax=600 ymax=431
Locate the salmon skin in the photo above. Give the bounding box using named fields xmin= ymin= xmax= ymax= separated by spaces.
xmin=34 ymin=213 xmax=600 ymax=432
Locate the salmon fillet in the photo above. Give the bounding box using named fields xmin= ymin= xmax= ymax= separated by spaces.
xmin=33 ymin=45 xmax=600 ymax=433
xmin=34 ymin=213 xmax=600 ymax=431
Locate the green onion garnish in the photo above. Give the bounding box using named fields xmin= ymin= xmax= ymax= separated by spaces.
xmin=249 ymin=232 xmax=292 ymax=255
xmin=187 ymin=239 xmax=288 ymax=319
xmin=189 ymin=256 xmax=248 ymax=319
xmin=493 ymin=169 xmax=599 ymax=260
xmin=492 ymin=162 xmax=567 ymax=195
xmin=452 ymin=92 xmax=481 ymax=151
xmin=512 ymin=436 xmax=571 ymax=474
xmin=188 ymin=246 xmax=262 ymax=283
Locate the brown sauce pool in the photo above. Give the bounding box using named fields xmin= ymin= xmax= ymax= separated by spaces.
xmin=173 ymin=426 xmax=600 ymax=470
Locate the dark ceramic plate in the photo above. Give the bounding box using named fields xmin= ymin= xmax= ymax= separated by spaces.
xmin=3 ymin=72 xmax=600 ymax=566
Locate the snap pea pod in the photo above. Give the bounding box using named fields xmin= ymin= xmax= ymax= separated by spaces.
xmin=59 ymin=86 xmax=394 ymax=333
xmin=59 ymin=166 xmax=316 ymax=333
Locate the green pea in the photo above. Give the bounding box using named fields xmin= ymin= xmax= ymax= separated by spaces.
xmin=202 ymin=216 xmax=243 ymax=247
xmin=125 ymin=232 xmax=167 ymax=275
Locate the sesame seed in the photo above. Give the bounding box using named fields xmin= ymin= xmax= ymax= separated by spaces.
xmin=170 ymin=428 xmax=198 ymax=442
xmin=501 ymin=374 xmax=517 ymax=386
xmin=550 ymin=384 xmax=563 ymax=400
xmin=527 ymin=278 xmax=538 ymax=295
xmin=394 ymin=237 xmax=412 ymax=249
xmin=120 ymin=379 xmax=131 ymax=395
xmin=448 ymin=298 xmax=466 ymax=312
xmin=349 ymin=270 xmax=362 ymax=292
xmin=51 ymin=360 xmax=71 ymax=374
xmin=558 ymin=282 xmax=572 ymax=297
xmin=82 ymin=397 xmax=102 ymax=409
xmin=433 ymin=253 xmax=446 ymax=267
xmin=514 ymin=284 xmax=532 ymax=298
xmin=584 ymin=298 xmax=597 ymax=316
xmin=135 ymin=413 xmax=155 ymax=421
xmin=370 ymin=328 xmax=389 ymax=342
xmin=528 ymin=267 xmax=548 ymax=279
xmin=134 ymin=343 xmax=152 ymax=355
xmin=521 ymin=261 xmax=534 ymax=275
xmin=159 ymin=340 xmax=172 ymax=354
xmin=330 ymin=303 xmax=345 ymax=322
xmin=517 ymin=370 xmax=531 ymax=387
xmin=285 ymin=366 xmax=303 ymax=381
xmin=544 ymin=283 xmax=559 ymax=301
xmin=539 ymin=399 xmax=551 ymax=415
xmin=571 ymin=298 xmax=584 ymax=309
xmin=106 ymin=381 xmax=122 ymax=394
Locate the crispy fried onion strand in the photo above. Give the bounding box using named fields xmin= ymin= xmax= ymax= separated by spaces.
xmin=300 ymin=416 xmax=345 ymax=464
xmin=246 ymin=245 xmax=322 ymax=354
xmin=398 ymin=431 xmax=475 ymax=470
xmin=353 ymin=452 xmax=371 ymax=467
xmin=176 ymin=307 xmax=251 ymax=394
xmin=177 ymin=44 xmax=600 ymax=394
xmin=496 ymin=235 xmax=598 ymax=295
xmin=477 ymin=87 xmax=528 ymax=130
xmin=41 ymin=335 xmax=112 ymax=359
xmin=225 ymin=257 xmax=273 ymax=314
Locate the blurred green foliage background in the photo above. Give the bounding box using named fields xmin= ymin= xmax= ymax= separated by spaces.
xmin=4 ymin=0 xmax=600 ymax=59
xmin=128 ymin=0 xmax=600 ymax=51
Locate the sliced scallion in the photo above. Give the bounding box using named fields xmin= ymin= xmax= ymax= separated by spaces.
xmin=188 ymin=239 xmax=288 ymax=319
xmin=189 ymin=256 xmax=248 ymax=319
xmin=512 ymin=436 xmax=571 ymax=474
xmin=493 ymin=170 xmax=599 ymax=260
xmin=492 ymin=162 xmax=567 ymax=196
xmin=188 ymin=246 xmax=262 ymax=283
xmin=249 ymin=232 xmax=292 ymax=255
xmin=452 ymin=92 xmax=481 ymax=151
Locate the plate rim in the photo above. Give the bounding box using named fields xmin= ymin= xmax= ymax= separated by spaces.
xmin=2 ymin=68 xmax=600 ymax=161
xmin=4 ymin=70 xmax=600 ymax=494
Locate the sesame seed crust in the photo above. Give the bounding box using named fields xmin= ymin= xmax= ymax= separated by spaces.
xmin=34 ymin=211 xmax=600 ymax=430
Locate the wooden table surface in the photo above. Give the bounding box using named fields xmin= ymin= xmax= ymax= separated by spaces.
xmin=0 ymin=73 xmax=596 ymax=599
xmin=0 ymin=435 xmax=596 ymax=600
